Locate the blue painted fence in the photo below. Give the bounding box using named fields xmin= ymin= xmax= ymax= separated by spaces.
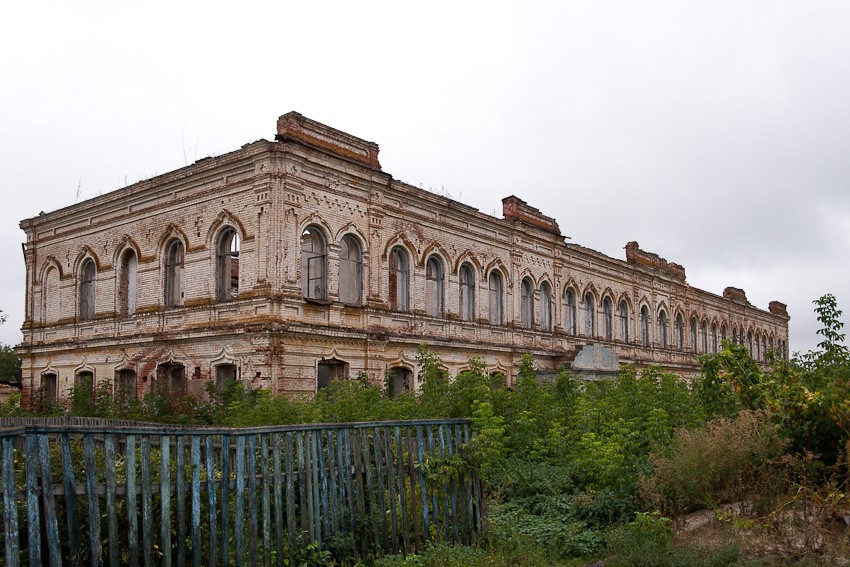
xmin=0 ymin=419 xmax=485 ymax=565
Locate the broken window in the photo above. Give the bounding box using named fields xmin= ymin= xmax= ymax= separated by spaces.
xmin=721 ymin=324 xmax=727 ymax=342
xmin=540 ymin=282 xmax=552 ymax=331
xmin=215 ymin=364 xmax=238 ymax=391
xmin=74 ymin=370 xmax=96 ymax=401
xmin=388 ymin=247 xmax=410 ymax=311
xmin=602 ymin=297 xmax=613 ymax=340
xmin=115 ymin=369 xmax=137 ymax=401
xmin=755 ymin=332 xmax=761 ymax=360
xmin=79 ymin=258 xmax=96 ymax=321
xmin=164 ymin=239 xmax=185 ymax=307
xmin=216 ymin=228 xmax=240 ymax=302
xmin=640 ymin=306 xmax=650 ymax=346
xmin=459 ymin=264 xmax=475 ymax=321
xmin=619 ymin=300 xmax=629 ymax=342
xmin=488 ymin=271 xmax=503 ymax=325
xmin=747 ymin=331 xmax=754 ymax=355
xmin=565 ymin=289 xmax=577 ymax=335
xmin=41 ymin=372 xmax=58 ymax=404
xmin=425 ymin=256 xmax=444 ymax=317
xmin=521 ymin=278 xmax=534 ymax=329
xmin=675 ymin=314 xmax=684 ymax=351
xmin=317 ymin=358 xmax=349 ymax=390
xmin=339 ymin=235 xmax=363 ymax=305
xmin=301 ymin=227 xmax=327 ymax=300
xmin=702 ymin=320 xmax=709 ymax=353
xmin=387 ymin=366 xmax=413 ymax=397
xmin=658 ymin=310 xmax=668 ymax=348
xmin=157 ymin=362 xmax=186 ymax=395
xmin=690 ymin=317 xmax=698 ymax=353
xmin=732 ymin=328 xmax=738 ymax=344
xmin=583 ymin=293 xmax=595 ymax=337
xmin=711 ymin=323 xmax=718 ymax=353
xmin=42 ymin=267 xmax=59 ymax=324
xmin=118 ymin=249 xmax=137 ymax=317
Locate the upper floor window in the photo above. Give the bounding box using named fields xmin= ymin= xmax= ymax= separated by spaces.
xmin=732 ymin=328 xmax=738 ymax=344
xmin=216 ymin=228 xmax=240 ymax=302
xmin=521 ymin=278 xmax=534 ymax=329
xmin=42 ymin=266 xmax=59 ymax=324
xmin=488 ymin=271 xmax=503 ymax=325
xmin=675 ymin=314 xmax=684 ymax=351
xmin=339 ymin=235 xmax=363 ymax=305
xmin=164 ymin=239 xmax=184 ymax=307
xmin=118 ymin=249 xmax=137 ymax=317
xmin=583 ymin=293 xmax=595 ymax=337
xmin=425 ymin=256 xmax=444 ymax=317
xmin=459 ymin=263 xmax=475 ymax=321
xmin=640 ymin=306 xmax=650 ymax=346
xmin=301 ymin=227 xmax=327 ymax=300
xmin=747 ymin=331 xmax=754 ymax=355
xmin=711 ymin=323 xmax=718 ymax=353
xmin=540 ymin=282 xmax=552 ymax=331
xmin=389 ymin=247 xmax=409 ymax=311
xmin=690 ymin=317 xmax=698 ymax=353
xmin=658 ymin=310 xmax=668 ymax=348
xmin=602 ymin=297 xmax=613 ymax=340
xmin=702 ymin=320 xmax=709 ymax=353
xmin=79 ymin=258 xmax=96 ymax=321
xmin=619 ymin=300 xmax=629 ymax=342
xmin=565 ymin=289 xmax=577 ymax=335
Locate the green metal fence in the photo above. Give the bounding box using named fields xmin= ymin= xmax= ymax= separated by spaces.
xmin=0 ymin=419 xmax=485 ymax=566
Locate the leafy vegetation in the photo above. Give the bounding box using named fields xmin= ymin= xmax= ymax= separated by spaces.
xmin=5 ymin=296 xmax=850 ymax=564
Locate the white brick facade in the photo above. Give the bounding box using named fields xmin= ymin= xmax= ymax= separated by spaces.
xmin=17 ymin=112 xmax=790 ymax=404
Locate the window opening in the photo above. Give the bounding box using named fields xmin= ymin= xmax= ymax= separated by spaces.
xmin=339 ymin=235 xmax=363 ymax=305
xmin=640 ymin=306 xmax=650 ymax=347
xmin=584 ymin=293 xmax=595 ymax=337
xmin=388 ymin=247 xmax=410 ymax=311
xmin=217 ymin=229 xmax=240 ymax=302
xmin=425 ymin=257 xmax=444 ymax=317
xmin=317 ymin=359 xmax=349 ymax=390
xmin=602 ymin=297 xmax=613 ymax=340
xmin=565 ymin=289 xmax=577 ymax=335
xmin=690 ymin=317 xmax=698 ymax=353
xmin=41 ymin=372 xmax=58 ymax=405
xmin=165 ymin=240 xmax=185 ymax=307
xmin=301 ymin=227 xmax=327 ymax=300
xmin=115 ymin=369 xmax=137 ymax=401
xmin=658 ymin=310 xmax=668 ymax=348
xmin=619 ymin=300 xmax=629 ymax=342
xmin=80 ymin=259 xmax=96 ymax=321
xmin=540 ymin=282 xmax=552 ymax=331
xmin=215 ymin=364 xmax=238 ymax=391
xmin=488 ymin=271 xmax=503 ymax=325
xmin=459 ymin=264 xmax=475 ymax=321
xmin=387 ymin=367 xmax=413 ymax=398
xmin=157 ymin=362 xmax=186 ymax=395
xmin=675 ymin=314 xmax=684 ymax=351
xmin=521 ymin=278 xmax=534 ymax=329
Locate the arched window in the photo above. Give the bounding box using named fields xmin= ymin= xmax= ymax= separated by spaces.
xmin=387 ymin=367 xmax=413 ymax=398
xmin=41 ymin=372 xmax=58 ymax=405
xmin=602 ymin=297 xmax=613 ymax=340
xmin=640 ymin=305 xmax=650 ymax=346
xmin=747 ymin=331 xmax=754 ymax=355
xmin=675 ymin=314 xmax=684 ymax=351
xmin=618 ymin=301 xmax=629 ymax=342
xmin=584 ymin=293 xmax=595 ymax=337
xmin=79 ymin=258 xmax=96 ymax=321
xmin=721 ymin=324 xmax=727 ymax=343
xmin=339 ymin=235 xmax=363 ymax=305
xmin=488 ymin=271 xmax=503 ymax=325
xmin=216 ymin=228 xmax=240 ymax=302
xmin=711 ymin=323 xmax=718 ymax=353
xmin=115 ymin=369 xmax=137 ymax=401
xmin=301 ymin=227 xmax=327 ymax=300
xmin=521 ymin=278 xmax=534 ymax=329
xmin=118 ymin=249 xmax=137 ymax=317
xmin=701 ymin=320 xmax=708 ymax=353
xmin=164 ymin=239 xmax=184 ymax=307
xmin=388 ymin=247 xmax=409 ymax=311
xmin=42 ymin=266 xmax=60 ymax=324
xmin=317 ymin=358 xmax=349 ymax=390
xmin=755 ymin=332 xmax=762 ymax=360
xmin=157 ymin=362 xmax=185 ymax=395
xmin=540 ymin=282 xmax=552 ymax=331
xmin=459 ymin=263 xmax=475 ymax=321
xmin=215 ymin=364 xmax=238 ymax=391
xmin=690 ymin=317 xmax=697 ymax=353
xmin=565 ymin=289 xmax=577 ymax=335
xmin=658 ymin=310 xmax=668 ymax=348
xmin=769 ymin=336 xmax=774 ymax=352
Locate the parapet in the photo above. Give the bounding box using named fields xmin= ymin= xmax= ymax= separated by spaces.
xmin=502 ymin=196 xmax=561 ymax=235
xmin=624 ymin=241 xmax=686 ymax=282
xmin=723 ymin=287 xmax=749 ymax=303
xmin=769 ymin=301 xmax=789 ymax=317
xmin=276 ymin=111 xmax=381 ymax=170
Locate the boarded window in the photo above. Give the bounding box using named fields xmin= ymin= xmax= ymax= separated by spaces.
xmin=658 ymin=310 xmax=668 ymax=348
xmin=339 ymin=235 xmax=362 ymax=305
xmin=215 ymin=364 xmax=238 ymax=391
xmin=115 ymin=369 xmax=137 ymax=401
xmin=389 ymin=248 xmax=409 ymax=311
xmin=158 ymin=362 xmax=186 ymax=395
xmin=459 ymin=264 xmax=475 ymax=321
xmin=488 ymin=271 xmax=503 ymax=325
xmin=119 ymin=249 xmax=137 ymax=317
xmin=602 ymin=297 xmax=613 ymax=340
xmin=217 ymin=229 xmax=240 ymax=302
xmin=165 ymin=240 xmax=184 ymax=307
xmin=583 ymin=293 xmax=595 ymax=337
xmin=317 ymin=359 xmax=349 ymax=390
xmin=79 ymin=259 xmax=96 ymax=321
xmin=540 ymin=282 xmax=552 ymax=331
xmin=521 ymin=278 xmax=534 ymax=329
xmin=565 ymin=289 xmax=577 ymax=335
xmin=619 ymin=300 xmax=629 ymax=342
xmin=425 ymin=256 xmax=444 ymax=317
xmin=41 ymin=372 xmax=58 ymax=404
xmin=387 ymin=367 xmax=413 ymax=398
xmin=301 ymin=227 xmax=327 ymax=300
xmin=640 ymin=306 xmax=650 ymax=346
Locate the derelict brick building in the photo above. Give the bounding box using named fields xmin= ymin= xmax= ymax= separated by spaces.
xmin=17 ymin=112 xmax=790 ymax=403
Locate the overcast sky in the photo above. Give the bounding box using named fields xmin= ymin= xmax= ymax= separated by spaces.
xmin=2 ymin=1 xmax=849 ymax=354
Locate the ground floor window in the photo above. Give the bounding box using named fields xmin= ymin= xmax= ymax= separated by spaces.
xmin=41 ymin=372 xmax=58 ymax=404
xmin=216 ymin=364 xmax=238 ymax=391
xmin=386 ymin=367 xmax=413 ymax=397
xmin=318 ymin=359 xmax=349 ymax=390
xmin=115 ymin=369 xmax=137 ymax=401
xmin=157 ymin=362 xmax=186 ymax=395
